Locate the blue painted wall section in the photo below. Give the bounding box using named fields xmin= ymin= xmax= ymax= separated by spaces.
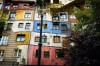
xmin=33 ymin=20 xmax=71 ymax=34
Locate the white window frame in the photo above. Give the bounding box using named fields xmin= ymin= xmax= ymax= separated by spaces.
xmin=24 ymin=12 xmax=32 ymax=18
xmin=16 ymin=34 xmax=25 ymax=42
xmin=0 ymin=36 xmax=9 ymax=45
xmin=18 ymin=23 xmax=24 ymax=28
xmin=13 ymin=49 xmax=21 ymax=57
xmin=25 ymin=23 xmax=30 ymax=29
xmin=9 ymin=12 xmax=16 ymax=20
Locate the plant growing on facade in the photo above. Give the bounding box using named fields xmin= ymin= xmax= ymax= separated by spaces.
xmin=0 ymin=8 xmax=9 ymax=36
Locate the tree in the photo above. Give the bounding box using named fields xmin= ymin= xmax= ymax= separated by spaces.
xmin=64 ymin=0 xmax=100 ymax=66
xmin=0 ymin=7 xmax=9 ymax=36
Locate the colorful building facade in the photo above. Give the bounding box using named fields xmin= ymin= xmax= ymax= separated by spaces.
xmin=0 ymin=0 xmax=75 ymax=66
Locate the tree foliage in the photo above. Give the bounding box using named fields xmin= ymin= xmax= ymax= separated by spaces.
xmin=64 ymin=0 xmax=100 ymax=66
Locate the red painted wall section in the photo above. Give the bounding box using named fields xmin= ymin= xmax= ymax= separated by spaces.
xmin=28 ymin=45 xmax=64 ymax=65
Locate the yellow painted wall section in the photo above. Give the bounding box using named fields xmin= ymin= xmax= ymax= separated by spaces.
xmin=15 ymin=10 xmax=34 ymax=20
xmin=15 ymin=32 xmax=30 ymax=45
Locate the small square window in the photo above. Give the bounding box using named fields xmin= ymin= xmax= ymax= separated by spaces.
xmin=53 ymin=36 xmax=60 ymax=43
xmin=38 ymin=13 xmax=46 ymax=19
xmin=18 ymin=23 xmax=24 ymax=28
xmin=35 ymin=36 xmax=47 ymax=43
xmin=35 ymin=37 xmax=40 ymax=42
xmin=53 ymin=23 xmax=59 ymax=30
xmin=24 ymin=13 xmax=31 ymax=18
xmin=13 ymin=49 xmax=21 ymax=57
xmin=16 ymin=34 xmax=25 ymax=42
xmin=44 ymin=51 xmax=49 ymax=58
xmin=25 ymin=23 xmax=30 ymax=29
xmin=56 ymin=49 xmax=64 ymax=58
xmin=13 ymin=3 xmax=18 ymax=8
xmin=6 ymin=23 xmax=13 ymax=31
xmin=59 ymin=12 xmax=67 ymax=19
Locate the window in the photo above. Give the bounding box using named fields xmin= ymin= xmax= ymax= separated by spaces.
xmin=56 ymin=49 xmax=64 ymax=58
xmin=6 ymin=23 xmax=13 ymax=31
xmin=25 ymin=23 xmax=30 ymax=29
xmin=13 ymin=3 xmax=18 ymax=8
xmin=53 ymin=0 xmax=59 ymax=4
xmin=24 ymin=13 xmax=31 ymax=18
xmin=37 ymin=23 xmax=47 ymax=29
xmin=0 ymin=36 xmax=9 ymax=45
xmin=16 ymin=34 xmax=25 ymax=42
xmin=52 ymin=14 xmax=59 ymax=22
xmin=61 ymin=24 xmax=67 ymax=33
xmin=5 ymin=4 xmax=10 ymax=9
xmin=35 ymin=36 xmax=47 ymax=43
xmin=53 ymin=36 xmax=60 ymax=43
xmin=35 ymin=37 xmax=40 ymax=42
xmin=62 ymin=37 xmax=68 ymax=47
xmin=38 ymin=13 xmax=46 ymax=19
xmin=44 ymin=51 xmax=49 ymax=58
xmin=23 ymin=4 xmax=28 ymax=8
xmin=0 ymin=3 xmax=2 ymax=9
xmin=18 ymin=23 xmax=24 ymax=28
xmin=14 ymin=49 xmax=21 ymax=57
xmin=59 ymin=12 xmax=67 ymax=19
xmin=42 ymin=36 xmax=47 ymax=43
xmin=37 ymin=23 xmax=40 ymax=29
xmin=9 ymin=12 xmax=16 ymax=20
xmin=53 ymin=23 xmax=59 ymax=29
xmin=43 ymin=23 xmax=47 ymax=29
xmin=35 ymin=50 xmax=38 ymax=57
xmin=0 ymin=50 xmax=4 ymax=56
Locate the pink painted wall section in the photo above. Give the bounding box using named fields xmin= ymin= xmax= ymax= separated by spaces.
xmin=28 ymin=45 xmax=64 ymax=65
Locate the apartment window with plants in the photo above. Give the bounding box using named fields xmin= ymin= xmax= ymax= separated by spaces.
xmin=16 ymin=34 xmax=25 ymax=42
xmin=59 ymin=12 xmax=67 ymax=19
xmin=35 ymin=35 xmax=47 ymax=43
xmin=53 ymin=23 xmax=59 ymax=30
xmin=13 ymin=49 xmax=21 ymax=57
xmin=61 ymin=24 xmax=67 ymax=33
xmin=56 ymin=49 xmax=64 ymax=58
xmin=53 ymin=36 xmax=60 ymax=43
xmin=6 ymin=23 xmax=13 ymax=31
xmin=52 ymin=14 xmax=59 ymax=22
xmin=24 ymin=12 xmax=31 ymax=18
xmin=0 ymin=36 xmax=9 ymax=45
xmin=9 ymin=12 xmax=16 ymax=20
xmin=25 ymin=23 xmax=30 ymax=29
